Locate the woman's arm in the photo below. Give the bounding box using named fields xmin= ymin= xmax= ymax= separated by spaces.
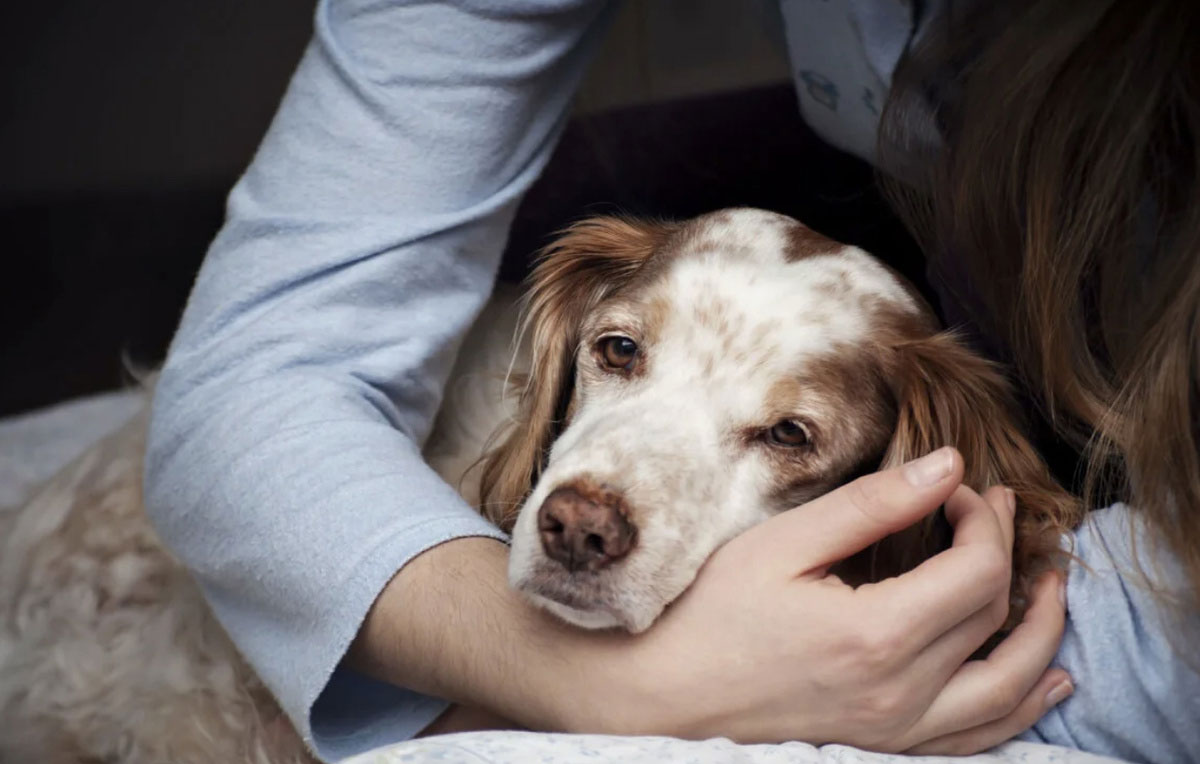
xmin=143 ymin=1 xmax=615 ymax=759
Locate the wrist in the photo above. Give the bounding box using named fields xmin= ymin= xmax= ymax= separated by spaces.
xmin=505 ymin=605 xmax=642 ymax=733
xmin=534 ymin=623 xmax=687 ymax=737
xmin=348 ymin=536 xmax=659 ymax=734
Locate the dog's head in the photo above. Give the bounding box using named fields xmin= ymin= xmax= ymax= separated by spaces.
xmin=481 ymin=208 xmax=1076 ymax=632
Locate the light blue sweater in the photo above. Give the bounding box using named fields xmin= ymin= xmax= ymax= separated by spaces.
xmin=143 ymin=1 xmax=1199 ymax=762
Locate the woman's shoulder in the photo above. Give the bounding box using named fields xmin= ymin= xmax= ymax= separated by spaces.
xmin=1021 ymin=503 xmax=1200 ymax=761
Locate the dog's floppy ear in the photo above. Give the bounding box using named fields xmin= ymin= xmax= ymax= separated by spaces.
xmin=874 ymin=332 xmax=1081 ymax=614
xmin=479 ymin=216 xmax=678 ymax=530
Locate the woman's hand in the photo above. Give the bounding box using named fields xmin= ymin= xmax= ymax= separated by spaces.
xmin=601 ymin=446 xmax=1071 ymax=754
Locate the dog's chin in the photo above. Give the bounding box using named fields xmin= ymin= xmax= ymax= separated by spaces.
xmin=516 ymin=584 xmax=663 ymax=634
xmin=525 ymin=592 xmax=624 ymax=630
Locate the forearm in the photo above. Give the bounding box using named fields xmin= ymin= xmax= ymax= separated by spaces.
xmin=349 ymin=536 xmax=638 ymax=734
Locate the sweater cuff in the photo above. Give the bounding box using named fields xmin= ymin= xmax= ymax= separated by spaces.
xmin=304 ymin=517 xmax=509 ymax=763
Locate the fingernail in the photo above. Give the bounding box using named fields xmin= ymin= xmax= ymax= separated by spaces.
xmin=902 ymin=448 xmax=954 ymax=487
xmin=1046 ymin=679 xmax=1073 ymax=707
xmin=1005 ymin=488 xmax=1016 ymax=515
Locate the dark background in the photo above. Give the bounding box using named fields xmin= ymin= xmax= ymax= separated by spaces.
xmin=0 ymin=2 xmax=924 ymax=419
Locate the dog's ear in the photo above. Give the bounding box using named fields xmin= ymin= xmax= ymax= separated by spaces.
xmin=479 ymin=216 xmax=677 ymax=530
xmin=874 ymin=332 xmax=1081 ymax=614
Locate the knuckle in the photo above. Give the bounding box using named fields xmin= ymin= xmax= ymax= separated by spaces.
xmin=982 ymin=679 xmax=1024 ymax=718
xmin=855 ymin=688 xmax=909 ymax=727
xmin=844 ymin=479 xmax=888 ymax=529
xmin=841 ymin=630 xmax=876 ymax=667
xmin=990 ymin=595 xmax=1012 ymax=630
xmin=846 ymin=623 xmax=905 ymax=673
xmin=976 ymin=548 xmax=1011 ymax=587
xmin=866 ymin=625 xmax=907 ymax=666
xmin=1014 ymin=694 xmax=1047 ymax=730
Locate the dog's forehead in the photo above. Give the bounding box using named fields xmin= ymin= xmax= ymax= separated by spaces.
xmin=652 ymin=212 xmax=920 ymax=354
xmin=679 ymin=207 xmax=831 ymax=263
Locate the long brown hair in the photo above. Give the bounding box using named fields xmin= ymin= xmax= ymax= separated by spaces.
xmin=880 ymin=0 xmax=1200 ymax=603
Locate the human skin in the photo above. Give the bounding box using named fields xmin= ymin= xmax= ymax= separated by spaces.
xmin=349 ymin=447 xmax=1071 ymax=755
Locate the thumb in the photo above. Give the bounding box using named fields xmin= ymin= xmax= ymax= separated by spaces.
xmin=754 ymin=447 xmax=964 ymax=576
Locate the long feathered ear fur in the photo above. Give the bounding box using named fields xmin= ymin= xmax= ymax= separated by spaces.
xmin=478 ymin=216 xmax=678 ymax=530
xmin=873 ymin=331 xmax=1083 ymax=621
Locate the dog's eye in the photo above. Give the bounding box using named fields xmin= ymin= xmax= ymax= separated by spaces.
xmin=598 ymin=336 xmax=639 ymax=371
xmin=768 ymin=419 xmax=811 ymax=447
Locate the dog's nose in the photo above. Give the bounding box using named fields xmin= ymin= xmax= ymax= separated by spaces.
xmin=537 ymin=485 xmax=636 ymax=572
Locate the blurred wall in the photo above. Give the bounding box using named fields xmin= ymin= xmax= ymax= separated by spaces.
xmin=1 ymin=1 xmax=313 ymax=203
xmin=0 ymin=0 xmax=788 ymax=204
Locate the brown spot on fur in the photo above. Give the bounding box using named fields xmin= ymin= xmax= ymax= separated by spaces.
xmin=784 ymin=221 xmax=843 ymax=261
xmin=813 ymin=270 xmax=853 ymax=299
xmin=691 ymin=296 xmax=726 ymax=330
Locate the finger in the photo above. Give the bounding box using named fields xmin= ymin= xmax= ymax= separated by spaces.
xmin=751 ymin=447 xmax=964 ymax=575
xmin=895 ymin=572 xmax=1067 ymax=747
xmin=904 ymin=669 xmax=1073 ymax=756
xmin=976 ymin=484 xmax=1015 ymax=557
xmin=860 ymin=484 xmax=1011 ymax=646
xmin=901 ymin=583 xmax=1012 ymax=696
xmin=942 ymin=484 xmax=1012 ymax=561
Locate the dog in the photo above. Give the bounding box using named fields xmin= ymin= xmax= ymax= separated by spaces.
xmin=0 ymin=208 xmax=1078 ymax=762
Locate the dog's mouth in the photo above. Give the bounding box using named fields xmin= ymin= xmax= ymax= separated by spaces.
xmin=522 ymin=575 xmax=598 ymax=610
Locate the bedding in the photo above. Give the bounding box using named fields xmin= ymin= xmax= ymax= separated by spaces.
xmin=343 ymin=732 xmax=1122 ymax=764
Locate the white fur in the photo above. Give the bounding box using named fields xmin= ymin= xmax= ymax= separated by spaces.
xmin=0 ymin=414 xmax=314 ymax=763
